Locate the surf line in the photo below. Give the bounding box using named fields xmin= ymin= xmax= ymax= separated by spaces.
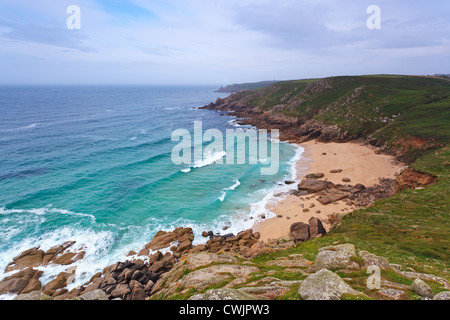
xmin=171 ymin=121 xmax=280 ymax=175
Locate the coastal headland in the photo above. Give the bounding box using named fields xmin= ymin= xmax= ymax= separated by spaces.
xmin=1 ymin=75 xmax=448 ymax=300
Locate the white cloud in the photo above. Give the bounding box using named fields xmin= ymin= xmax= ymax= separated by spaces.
xmin=0 ymin=0 xmax=449 ymax=84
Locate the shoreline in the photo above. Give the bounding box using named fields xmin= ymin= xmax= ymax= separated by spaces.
xmin=254 ymin=140 xmax=406 ymax=242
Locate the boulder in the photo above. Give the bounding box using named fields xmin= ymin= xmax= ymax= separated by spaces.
xmin=317 ymin=188 xmax=348 ymax=205
xmin=5 ymin=248 xmax=44 ymax=272
xmin=77 ymin=289 xmax=109 ymax=300
xmin=315 ymin=244 xmax=356 ymax=271
xmin=5 ymin=241 xmax=84 ymax=272
xmin=358 ymin=251 xmax=391 ymax=270
xmin=14 ymin=291 xmax=54 ymax=300
xmin=378 ymin=288 xmax=405 ymax=300
xmin=42 ymin=271 xmax=73 ymax=296
xmin=110 ymin=284 xmax=131 ymax=299
xmin=305 ymin=173 xmax=324 ymax=179
xmin=289 ymin=222 xmax=310 ymax=244
xmin=128 ymin=284 xmax=146 ymax=300
xmin=308 ymin=217 xmax=326 ymax=238
xmin=145 ymin=227 xmax=194 ymax=251
xmin=412 ymin=278 xmax=434 ymax=299
xmin=298 ymin=269 xmax=362 ymax=300
xmin=0 ymin=268 xmax=43 ymax=295
xmin=434 ymin=291 xmax=450 ymax=300
xmin=298 ymin=179 xmax=331 ymax=193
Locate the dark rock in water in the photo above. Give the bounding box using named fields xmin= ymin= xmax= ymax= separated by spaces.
xmin=309 ymin=217 xmax=327 ymax=238
xmin=285 ymin=180 xmax=296 ymax=185
xmin=289 ymin=222 xmax=310 ymax=244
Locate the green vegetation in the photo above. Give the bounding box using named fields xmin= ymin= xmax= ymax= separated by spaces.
xmin=221 ymin=76 xmax=449 ymax=298
xmin=216 ymin=80 xmax=279 ymax=93
xmin=227 ymin=75 xmax=450 ymax=162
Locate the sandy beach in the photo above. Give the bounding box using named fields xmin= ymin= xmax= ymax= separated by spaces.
xmin=255 ymin=140 xmax=406 ymax=242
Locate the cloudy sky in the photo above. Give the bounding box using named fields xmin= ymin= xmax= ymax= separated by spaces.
xmin=0 ymin=0 xmax=449 ymax=85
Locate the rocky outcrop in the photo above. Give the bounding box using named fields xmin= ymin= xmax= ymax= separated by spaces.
xmin=434 ymin=291 xmax=450 ymax=300
xmin=297 ymin=179 xmax=331 ymax=193
xmin=394 ymin=168 xmax=436 ymax=192
xmin=309 ymin=217 xmax=327 ymax=238
xmin=5 ymin=241 xmax=85 ymax=273
xmin=358 ymin=251 xmax=391 ymax=270
xmin=145 ymin=227 xmax=194 ymax=258
xmin=315 ymin=244 xmax=357 ymax=271
xmin=296 ymin=175 xmax=397 ymax=209
xmin=289 ymin=217 xmax=327 ymax=244
xmin=298 ymin=269 xmax=363 ymax=300
xmin=0 ymin=268 xmax=43 ymax=296
xmin=289 ymin=222 xmax=310 ymax=244
xmin=149 ymin=252 xmax=258 ymax=299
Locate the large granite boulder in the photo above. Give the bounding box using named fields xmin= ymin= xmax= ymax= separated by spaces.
xmin=309 ymin=217 xmax=327 ymax=238
xmin=434 ymin=291 xmax=450 ymax=300
xmin=289 ymin=222 xmax=310 ymax=244
xmin=358 ymin=250 xmax=391 ymax=269
xmin=315 ymin=244 xmax=356 ymax=271
xmin=298 ymin=269 xmax=362 ymax=300
xmin=412 ymin=278 xmax=434 ymax=299
xmin=0 ymin=268 xmax=43 ymax=296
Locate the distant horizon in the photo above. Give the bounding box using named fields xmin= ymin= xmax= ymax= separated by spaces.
xmin=0 ymin=72 xmax=448 ymax=87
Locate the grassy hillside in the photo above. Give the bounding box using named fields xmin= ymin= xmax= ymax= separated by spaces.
xmin=222 ymin=75 xmax=450 ymax=162
xmin=216 ymin=80 xmax=279 ymax=93
xmin=209 ymin=75 xmax=450 ymax=292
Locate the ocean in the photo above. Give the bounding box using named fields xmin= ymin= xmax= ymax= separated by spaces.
xmin=0 ymin=85 xmax=304 ymax=292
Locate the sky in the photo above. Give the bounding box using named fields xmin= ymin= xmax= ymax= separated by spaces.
xmin=0 ymin=0 xmax=449 ymax=85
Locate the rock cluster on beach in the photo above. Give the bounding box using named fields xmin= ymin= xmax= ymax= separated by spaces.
xmin=296 ymin=173 xmax=396 ymax=208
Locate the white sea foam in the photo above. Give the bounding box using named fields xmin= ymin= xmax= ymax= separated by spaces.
xmin=0 ymin=206 xmax=96 ymax=223
xmin=1 ymin=123 xmax=37 ymax=132
xmin=245 ymin=144 xmax=305 ymax=227
xmin=218 ymin=179 xmax=241 ymax=202
xmin=181 ymin=150 xmax=226 ymax=173
xmin=0 ymin=226 xmax=116 ymax=289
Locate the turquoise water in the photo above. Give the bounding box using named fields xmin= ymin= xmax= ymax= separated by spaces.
xmin=0 ymin=86 xmax=303 ymax=289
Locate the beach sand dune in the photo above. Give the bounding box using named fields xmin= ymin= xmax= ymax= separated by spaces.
xmin=255 ymin=140 xmax=406 ymax=242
